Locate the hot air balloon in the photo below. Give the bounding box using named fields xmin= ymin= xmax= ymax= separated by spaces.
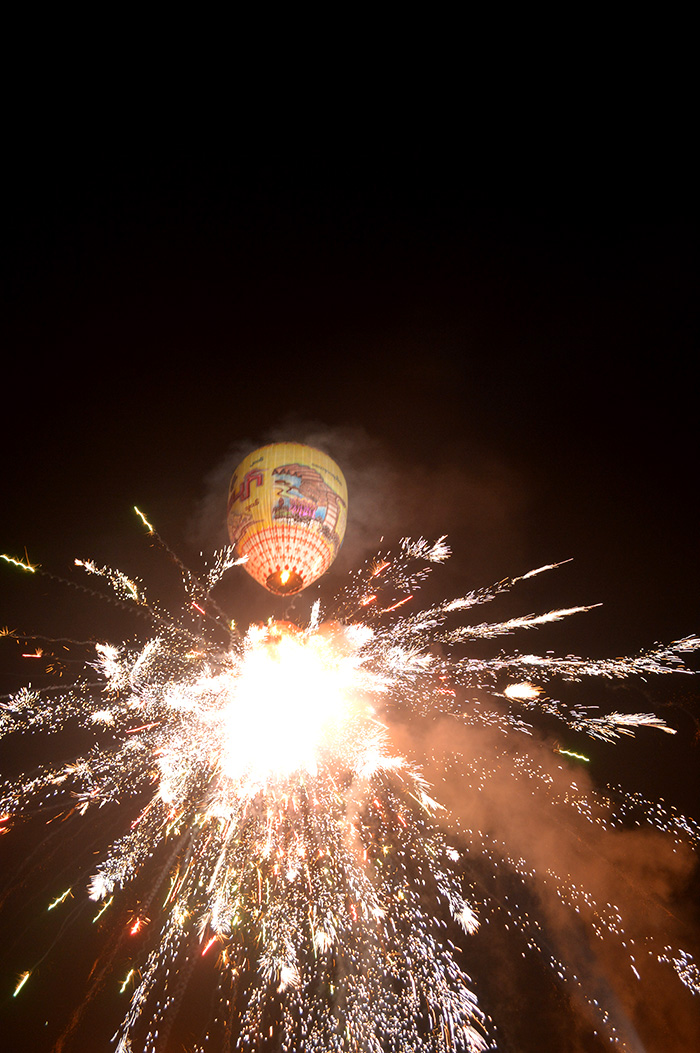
xmin=227 ymin=443 xmax=348 ymax=595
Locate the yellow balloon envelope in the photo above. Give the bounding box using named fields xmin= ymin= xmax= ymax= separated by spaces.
xmin=227 ymin=443 xmax=348 ymax=595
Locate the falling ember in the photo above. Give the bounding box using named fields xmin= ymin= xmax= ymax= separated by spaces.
xmin=1 ymin=551 xmax=36 ymax=573
xmin=380 ymin=594 xmax=413 ymax=613
xmin=120 ymin=968 xmax=135 ymax=994
xmin=201 ymin=935 xmax=218 ymax=957
xmin=554 ymin=746 xmax=590 ymax=763
xmin=48 ymin=888 xmax=73 ymax=911
xmin=134 ymin=506 xmax=155 ymax=534
xmin=13 ymin=971 xmax=31 ymax=997
xmin=0 ymin=525 xmax=698 ymax=1052
xmin=92 ymin=896 xmax=113 ymax=923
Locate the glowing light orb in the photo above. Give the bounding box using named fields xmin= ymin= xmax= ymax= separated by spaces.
xmin=227 ymin=443 xmax=348 ymax=595
xmin=218 ymin=622 xmax=369 ymax=790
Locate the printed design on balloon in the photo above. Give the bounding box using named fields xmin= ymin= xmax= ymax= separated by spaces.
xmin=272 ymin=462 xmax=347 ymax=555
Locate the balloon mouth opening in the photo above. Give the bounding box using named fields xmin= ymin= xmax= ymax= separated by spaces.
xmin=265 ymin=569 xmax=305 ymax=595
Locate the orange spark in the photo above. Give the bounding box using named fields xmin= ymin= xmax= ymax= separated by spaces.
xmin=125 ymin=722 xmax=161 ymax=735
xmin=380 ymin=595 xmax=413 ymax=613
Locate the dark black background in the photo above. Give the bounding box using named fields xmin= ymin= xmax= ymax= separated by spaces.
xmin=1 ymin=117 xmax=698 ymax=1052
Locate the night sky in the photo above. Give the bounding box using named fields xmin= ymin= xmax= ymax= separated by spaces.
xmin=1 ymin=146 xmax=698 ymax=1051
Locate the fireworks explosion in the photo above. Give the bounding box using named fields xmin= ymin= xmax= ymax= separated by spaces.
xmin=1 ymin=519 xmax=699 ymax=1052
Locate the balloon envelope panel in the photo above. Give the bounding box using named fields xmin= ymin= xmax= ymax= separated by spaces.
xmin=227 ymin=444 xmax=348 ymax=594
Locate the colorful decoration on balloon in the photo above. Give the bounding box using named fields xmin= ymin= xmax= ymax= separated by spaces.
xmin=227 ymin=443 xmax=348 ymax=595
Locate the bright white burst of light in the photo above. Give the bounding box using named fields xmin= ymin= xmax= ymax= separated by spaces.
xmin=1 ymin=528 xmax=698 ymax=1052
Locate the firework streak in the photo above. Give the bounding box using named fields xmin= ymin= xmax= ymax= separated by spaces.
xmin=1 ymin=531 xmax=698 ymax=1051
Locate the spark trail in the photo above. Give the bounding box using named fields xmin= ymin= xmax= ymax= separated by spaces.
xmin=1 ymin=525 xmax=698 ymax=1051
